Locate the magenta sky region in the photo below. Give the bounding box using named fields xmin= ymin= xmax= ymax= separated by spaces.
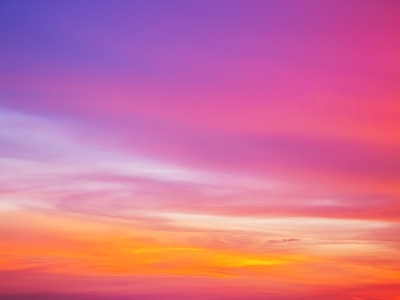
xmin=1 ymin=1 xmax=400 ymax=299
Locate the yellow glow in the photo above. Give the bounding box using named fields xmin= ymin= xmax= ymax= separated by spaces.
xmin=0 ymin=210 xmax=400 ymax=288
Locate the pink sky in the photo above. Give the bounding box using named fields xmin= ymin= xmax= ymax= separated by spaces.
xmin=1 ymin=1 xmax=400 ymax=299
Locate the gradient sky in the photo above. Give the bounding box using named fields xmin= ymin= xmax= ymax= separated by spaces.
xmin=1 ymin=1 xmax=400 ymax=299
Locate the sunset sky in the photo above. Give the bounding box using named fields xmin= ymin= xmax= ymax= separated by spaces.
xmin=1 ymin=1 xmax=400 ymax=299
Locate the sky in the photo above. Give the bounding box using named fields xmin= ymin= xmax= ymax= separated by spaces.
xmin=0 ymin=0 xmax=400 ymax=299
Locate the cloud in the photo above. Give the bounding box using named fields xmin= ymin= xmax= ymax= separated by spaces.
xmin=267 ymin=239 xmax=300 ymax=244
